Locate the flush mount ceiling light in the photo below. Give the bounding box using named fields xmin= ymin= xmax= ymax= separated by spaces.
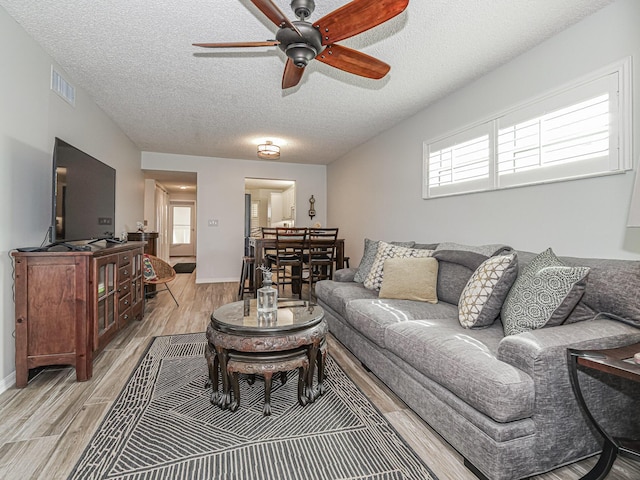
xmin=257 ymin=141 xmax=280 ymax=160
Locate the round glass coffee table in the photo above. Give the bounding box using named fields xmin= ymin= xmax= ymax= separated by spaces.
xmin=206 ymin=299 xmax=327 ymax=415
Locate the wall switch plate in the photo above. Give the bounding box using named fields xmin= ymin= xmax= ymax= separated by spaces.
xmin=208 ymin=219 xmax=219 ymax=227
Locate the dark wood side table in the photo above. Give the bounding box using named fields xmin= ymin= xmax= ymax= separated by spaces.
xmin=567 ymin=342 xmax=640 ymax=480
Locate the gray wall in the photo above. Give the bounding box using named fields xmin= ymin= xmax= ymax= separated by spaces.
xmin=0 ymin=6 xmax=144 ymax=387
xmin=328 ymin=0 xmax=640 ymax=264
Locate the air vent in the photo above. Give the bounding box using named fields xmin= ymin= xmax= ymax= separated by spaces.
xmin=51 ymin=67 xmax=76 ymax=106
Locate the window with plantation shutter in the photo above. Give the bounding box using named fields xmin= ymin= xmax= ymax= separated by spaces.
xmin=425 ymin=122 xmax=492 ymax=197
xmin=423 ymin=58 xmax=631 ymax=199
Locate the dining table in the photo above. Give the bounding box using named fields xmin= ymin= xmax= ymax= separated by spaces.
xmin=249 ymin=237 xmax=345 ymax=292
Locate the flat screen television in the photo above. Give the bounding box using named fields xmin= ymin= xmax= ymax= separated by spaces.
xmin=51 ymin=138 xmax=116 ymax=243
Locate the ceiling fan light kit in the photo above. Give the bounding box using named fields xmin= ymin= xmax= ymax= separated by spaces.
xmin=257 ymin=141 xmax=281 ymax=160
xmin=193 ymin=0 xmax=409 ymax=89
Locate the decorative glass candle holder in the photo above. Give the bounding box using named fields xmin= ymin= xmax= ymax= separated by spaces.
xmin=257 ymin=266 xmax=277 ymax=324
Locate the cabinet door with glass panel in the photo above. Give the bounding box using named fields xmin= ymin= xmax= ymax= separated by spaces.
xmin=130 ymin=247 xmax=145 ymax=320
xmin=93 ymin=253 xmax=119 ymax=351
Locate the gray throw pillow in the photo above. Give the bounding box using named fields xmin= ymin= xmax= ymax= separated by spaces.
xmin=354 ymin=238 xmax=415 ymax=283
xmin=501 ymin=248 xmax=590 ymax=336
xmin=459 ymin=253 xmax=518 ymax=328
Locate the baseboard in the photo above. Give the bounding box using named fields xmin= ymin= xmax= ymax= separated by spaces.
xmin=0 ymin=370 xmax=15 ymax=394
xmin=195 ymin=277 xmax=238 ymax=284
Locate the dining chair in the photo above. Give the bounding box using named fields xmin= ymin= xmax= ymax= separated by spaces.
xmin=260 ymin=227 xmax=278 ymax=269
xmin=272 ymin=227 xmax=308 ymax=299
xmin=306 ymin=228 xmax=339 ymax=300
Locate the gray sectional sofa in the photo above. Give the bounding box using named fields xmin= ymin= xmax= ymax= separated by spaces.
xmin=315 ymin=240 xmax=640 ymax=480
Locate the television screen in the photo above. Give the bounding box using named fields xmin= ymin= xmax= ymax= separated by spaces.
xmin=51 ymin=138 xmax=116 ymax=243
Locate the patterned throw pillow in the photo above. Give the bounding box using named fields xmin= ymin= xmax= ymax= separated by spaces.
xmin=501 ymin=248 xmax=590 ymax=336
xmin=354 ymin=239 xmax=415 ymax=283
xmin=458 ymin=253 xmax=518 ymax=328
xmin=143 ymin=255 xmax=158 ymax=281
xmin=364 ymin=241 xmax=433 ymax=291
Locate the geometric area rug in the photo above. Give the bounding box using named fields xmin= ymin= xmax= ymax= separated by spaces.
xmin=68 ymin=333 xmax=439 ymax=480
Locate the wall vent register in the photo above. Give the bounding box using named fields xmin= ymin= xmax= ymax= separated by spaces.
xmin=51 ymin=66 xmax=76 ymax=106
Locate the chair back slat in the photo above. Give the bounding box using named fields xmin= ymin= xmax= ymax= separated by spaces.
xmin=275 ymin=227 xmax=308 ymax=254
xmin=261 ymin=227 xmax=278 ymax=238
xmin=306 ymin=228 xmax=339 ymax=300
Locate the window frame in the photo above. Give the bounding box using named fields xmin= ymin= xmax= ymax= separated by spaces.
xmin=422 ymin=57 xmax=632 ymax=199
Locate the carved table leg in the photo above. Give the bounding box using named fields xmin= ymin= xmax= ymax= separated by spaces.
xmin=298 ymin=364 xmax=309 ymax=406
xmin=229 ymin=371 xmax=240 ymax=412
xmin=215 ymin=346 xmax=231 ymax=409
xmin=263 ymin=372 xmax=273 ymax=416
xmin=204 ymin=342 xmax=213 ymax=389
xmin=306 ymin=341 xmax=320 ymax=403
xmin=316 ymin=342 xmax=327 ymax=397
xmin=205 ymin=343 xmax=222 ymax=404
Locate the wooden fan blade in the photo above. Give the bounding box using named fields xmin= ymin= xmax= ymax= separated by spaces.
xmin=316 ymin=44 xmax=390 ymax=79
xmin=282 ymin=58 xmax=305 ymax=89
xmin=314 ymin=0 xmax=409 ymax=45
xmin=193 ymin=41 xmax=280 ymax=48
xmin=250 ymin=0 xmax=303 ymax=37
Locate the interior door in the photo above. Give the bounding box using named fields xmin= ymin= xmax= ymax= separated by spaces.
xmin=170 ymin=202 xmax=196 ymax=257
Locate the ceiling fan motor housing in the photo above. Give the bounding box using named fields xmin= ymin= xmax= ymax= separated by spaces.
xmin=276 ymin=21 xmax=324 ymax=68
xmin=290 ymin=0 xmax=315 ymax=20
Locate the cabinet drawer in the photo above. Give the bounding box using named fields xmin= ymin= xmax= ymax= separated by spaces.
xmin=119 ymin=264 xmax=131 ymax=280
xmin=118 ymin=278 xmax=131 ymax=297
xmin=118 ymin=252 xmax=132 ymax=268
xmin=119 ymin=308 xmax=132 ymax=326
xmin=119 ymin=293 xmax=131 ymax=312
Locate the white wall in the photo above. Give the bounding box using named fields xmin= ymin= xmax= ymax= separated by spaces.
xmin=328 ymin=0 xmax=640 ymax=264
xmin=0 ymin=6 xmax=144 ymax=387
xmin=141 ymin=152 xmax=327 ymax=283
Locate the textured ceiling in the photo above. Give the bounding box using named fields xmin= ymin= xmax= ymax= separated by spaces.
xmin=2 ymin=0 xmax=613 ymax=165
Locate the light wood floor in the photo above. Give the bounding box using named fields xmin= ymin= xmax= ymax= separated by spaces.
xmin=0 ymin=258 xmax=637 ymax=480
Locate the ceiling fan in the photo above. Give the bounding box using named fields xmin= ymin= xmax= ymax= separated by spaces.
xmin=193 ymin=0 xmax=409 ymax=89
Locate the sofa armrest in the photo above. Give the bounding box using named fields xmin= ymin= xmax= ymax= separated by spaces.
xmin=497 ymin=319 xmax=640 ymax=461
xmin=497 ymin=318 xmax=640 ymax=375
xmin=334 ymin=268 xmax=357 ymax=282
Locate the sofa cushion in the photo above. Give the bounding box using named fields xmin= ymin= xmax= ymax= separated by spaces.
xmin=384 ymin=321 xmax=535 ymax=422
xmin=502 ymin=248 xmax=590 ymax=336
xmin=314 ymin=280 xmax=378 ymax=318
xmin=432 ymin=243 xmax=514 ymax=306
xmin=364 ymin=242 xmax=433 ymax=291
xmin=379 ymin=257 xmax=439 ymax=303
xmin=435 ymin=242 xmax=513 ymax=258
xmin=431 ymin=251 xmax=481 ymax=305
xmin=459 ymin=253 xmax=518 ymax=328
xmin=559 ymin=256 xmax=640 ymax=325
xmin=354 ymin=238 xmax=415 ymax=283
xmin=345 ymin=299 xmax=458 ymax=347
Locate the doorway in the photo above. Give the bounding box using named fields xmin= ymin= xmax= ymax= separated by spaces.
xmin=170 ymin=201 xmax=196 ymax=257
xmin=143 ymin=170 xmax=197 ymax=262
xmin=244 ymin=178 xmax=296 ymax=235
